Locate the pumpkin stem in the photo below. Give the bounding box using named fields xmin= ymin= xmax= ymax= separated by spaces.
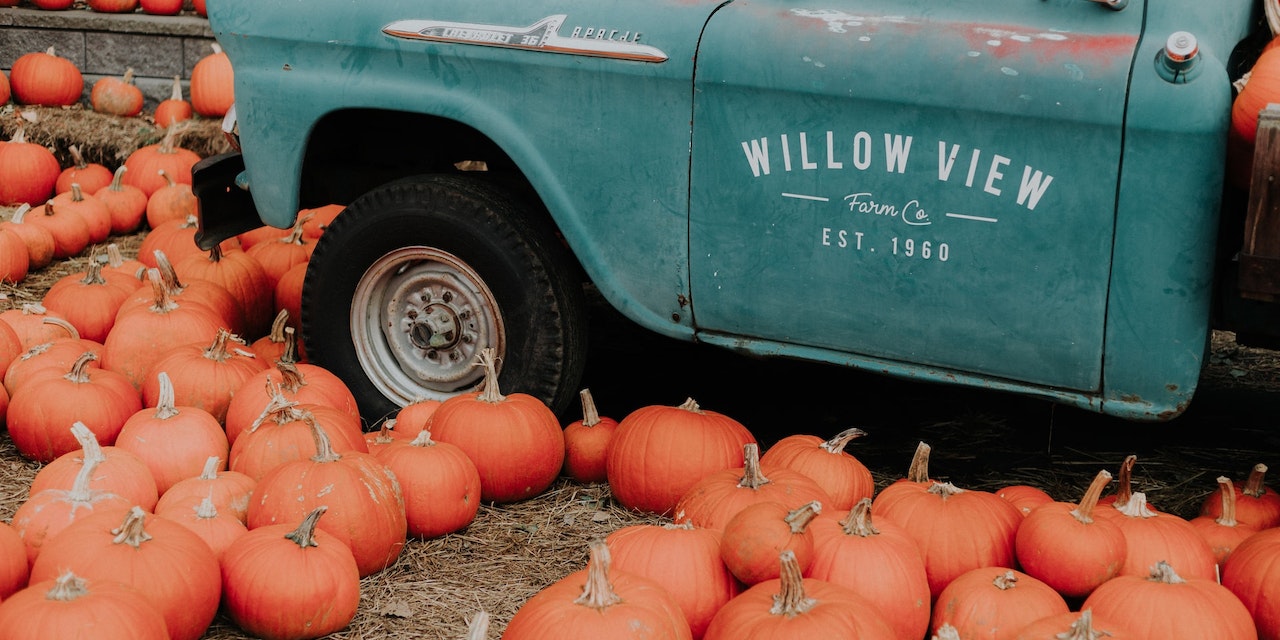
xmin=46 ymin=571 xmax=90 ymax=602
xmin=369 ymin=423 xmax=398 ymax=447
xmin=1243 ymin=463 xmax=1270 ymax=498
xmin=106 ymin=165 xmax=128 ymax=192
xmin=275 ymin=360 xmax=307 ymax=393
xmin=110 ymin=506 xmax=154 ymax=549
xmin=1147 ymin=560 xmax=1186 ymax=584
xmin=1110 ymin=454 xmax=1136 ymax=509
xmin=70 ymin=183 xmax=85 ymax=202
xmin=572 ymin=539 xmax=623 ymax=610
xmin=279 ymin=327 xmax=301 ymax=364
xmin=11 ymin=203 xmax=32 ymax=223
xmin=306 ymin=410 xmax=343 ymax=464
xmin=927 ymin=481 xmax=967 ymax=500
xmin=144 ymin=268 xmax=179 ymax=314
xmin=1113 ymin=491 xmax=1158 ymax=519
xmin=474 ymin=348 xmax=506 ymax=404
xmin=249 ymin=381 xmax=300 ymax=432
xmin=661 ymin=521 xmax=696 ymax=532
xmin=578 ymin=388 xmax=601 ymax=428
xmin=152 ymin=371 xmax=181 ymax=420
xmin=195 ymin=496 xmax=219 ymax=519
xmin=105 ymin=243 xmax=126 ymax=268
xmin=198 ymin=455 xmax=221 ymax=480
xmin=768 ymin=550 xmax=817 ymax=618
xmin=153 ymin=251 xmax=189 ymax=295
xmin=266 ymin=309 xmax=290 ymax=344
xmin=122 ymin=68 xmax=136 ymax=85
xmin=69 ymin=144 xmax=88 ymax=170
xmin=932 ymin=624 xmax=962 ymax=640
xmin=1214 ymin=476 xmax=1241 ymax=527
xmin=168 ymin=75 xmax=184 ymax=101
xmin=21 ymin=302 xmax=48 ymax=315
xmin=41 ymin=316 xmax=80 ymax=340
xmin=785 ymin=501 xmax=822 ymax=533
xmin=77 ymin=257 xmax=108 ymax=287
xmin=67 ymin=422 xmax=106 ymax=502
xmin=839 ymin=498 xmax=880 ymax=538
xmin=201 ymin=328 xmax=241 ymax=364
xmin=992 ymin=570 xmax=1019 ymax=590
xmin=1069 ymin=469 xmax=1112 ymax=525
xmin=737 ymin=443 xmax=772 ymax=490
xmin=284 ymin=506 xmax=328 ymax=549
xmin=465 ymin=611 xmax=490 ymax=640
xmin=283 ymin=213 xmax=312 ymax=245
xmin=63 ymin=351 xmax=99 ymax=385
xmin=677 ymin=397 xmax=703 ymax=414
xmin=819 ymin=427 xmax=868 ymax=455
xmin=1057 ymin=610 xmax=1109 ymax=640
xmin=906 ymin=441 xmax=931 ymax=483
xmin=409 ymin=429 xmax=437 ymax=448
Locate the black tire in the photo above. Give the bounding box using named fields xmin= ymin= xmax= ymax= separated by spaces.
xmin=301 ymin=174 xmax=587 ymax=426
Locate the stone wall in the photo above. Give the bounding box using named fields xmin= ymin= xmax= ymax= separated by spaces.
xmin=0 ymin=6 xmax=214 ymax=110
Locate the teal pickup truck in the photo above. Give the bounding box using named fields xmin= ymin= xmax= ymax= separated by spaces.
xmin=194 ymin=0 xmax=1271 ymax=423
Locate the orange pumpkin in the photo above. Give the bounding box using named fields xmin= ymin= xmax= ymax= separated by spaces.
xmin=190 ymin=43 xmax=235 ymax=117
xmin=55 ymin=145 xmax=113 ymax=195
xmin=0 ymin=126 xmax=61 ymax=207
xmin=48 ymin=183 xmax=111 ymax=244
xmin=1199 ymin=462 xmax=1280 ymax=529
xmin=155 ymin=455 xmax=255 ymax=523
xmin=675 ymin=442 xmax=833 ymax=532
xmin=153 ymin=76 xmax=193 ymax=128
xmin=224 ymin=357 xmax=359 ymax=443
xmin=41 ymin=257 xmax=139 ymax=342
xmin=29 ymin=506 xmax=222 ymax=640
xmin=102 ymin=269 xmax=227 ymax=389
xmin=703 ymin=549 xmax=895 ymax=640
xmin=28 ymin=199 xmax=91 ymax=259
xmin=1098 ymin=491 xmax=1217 ymax=581
xmin=606 ymin=522 xmax=740 ymax=640
xmin=29 ymin=421 xmax=159 ymax=513
xmin=1234 ymin=47 xmax=1280 ymax=144
xmin=996 ymin=484 xmax=1055 ymax=518
xmin=144 ymin=169 xmax=198 ymax=229
xmin=930 ymin=568 xmax=1069 ymax=640
xmin=1014 ymin=469 xmax=1127 ymax=599
xmin=0 ymin=203 xmax=57 ymax=269
xmin=246 ymin=410 xmax=406 ymax=577
xmin=1189 ymin=476 xmax=1260 ymax=566
xmin=121 ymin=127 xmax=201 ymax=197
xmin=155 ymin=496 xmax=247 ymax=561
xmin=1011 ymin=609 xmax=1133 ymax=640
xmin=221 ymin=507 xmax=361 ymax=639
xmin=94 ymin=167 xmax=149 ymax=235
xmin=429 ymin=347 xmax=566 ymax=503
xmin=505 ymin=539 xmax=693 ymax=640
xmin=0 ymin=302 xmax=72 ymax=349
xmin=759 ymin=427 xmax=874 ymax=511
xmin=1083 ymin=561 xmax=1256 ymax=640
xmin=561 ymin=388 xmax=618 ymax=484
xmin=0 ymin=227 xmax=29 ymax=284
xmin=720 ymin=500 xmax=822 ymax=586
xmin=174 ymin=246 xmax=274 ymax=339
xmin=0 ymin=572 xmax=168 ymax=640
xmin=373 ymin=429 xmax=482 ymax=539
xmin=606 ymin=396 xmax=756 ymax=516
xmin=245 ymin=212 xmax=314 ymax=290
xmin=7 ymin=352 xmax=142 ymax=463
xmin=392 ymin=397 xmax=442 ymax=436
xmin=229 ymin=392 xmax=366 ymax=481
xmin=116 ymin=372 xmax=230 ymax=494
xmin=1221 ymin=527 xmax=1280 ymax=639
xmin=8 ymin=47 xmax=82 ymax=107
xmin=807 ymin=498 xmax=931 ymax=640
xmin=90 ymin=68 xmax=143 ymax=117
xmin=140 ymin=328 xmax=268 ymax=425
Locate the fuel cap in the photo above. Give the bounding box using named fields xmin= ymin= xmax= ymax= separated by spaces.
xmin=1164 ymin=31 xmax=1199 ymax=63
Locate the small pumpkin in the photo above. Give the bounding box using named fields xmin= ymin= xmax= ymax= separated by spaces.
xmin=87 ymin=0 xmax=140 ymax=12
xmin=140 ymin=328 xmax=267 ymax=425
xmin=996 ymin=484 xmax=1055 ymax=518
xmin=229 ymin=391 xmax=367 ymax=481
xmin=0 ymin=227 xmax=29 ymax=284
xmin=48 ymin=183 xmax=111 ymax=244
xmin=145 ymin=169 xmax=198 ymax=229
xmin=0 ymin=125 xmax=61 ymax=207
xmin=155 ymin=496 xmax=247 ymax=560
xmin=175 ymin=245 xmax=275 ymax=339
xmin=28 ymin=199 xmax=91 ymax=259
xmin=41 ymin=257 xmax=139 ymax=342
xmin=373 ymin=429 xmax=482 ymax=539
xmin=154 ymin=76 xmax=193 ymax=128
xmin=930 ymin=568 xmax=1069 ymax=640
xmin=1100 ymin=491 xmax=1217 ymax=581
xmin=0 ymin=203 xmax=57 ymax=269
xmin=7 ymin=352 xmax=143 ymax=463
xmin=1014 ymin=469 xmax=1127 ymax=599
xmin=55 ymin=145 xmax=113 ymax=195
xmin=29 ymin=421 xmax=159 ymax=513
xmin=0 ymin=522 xmax=30 ymax=599
xmin=759 ymin=427 xmax=874 ymax=511
xmin=562 ymin=388 xmax=618 ymax=484
xmin=224 ymin=357 xmax=360 ymax=441
xmin=155 ymin=455 xmax=255 ymax=523
xmin=221 ymin=507 xmax=361 ymax=639
xmin=139 ymin=0 xmax=181 ymax=14
xmin=1199 ymin=462 xmax=1280 ymax=529
xmin=94 ymin=166 xmax=148 ymax=235
xmin=116 ymin=372 xmax=230 ymax=494
xmin=90 ymin=68 xmax=144 ymax=117
xmin=1082 ymin=560 xmax=1256 ymax=640
xmin=245 ymin=212 xmax=314 ymax=290
xmin=1189 ymin=476 xmax=1260 ymax=566
xmin=121 ymin=126 xmax=201 ymax=197
xmin=720 ymin=500 xmax=822 ymax=586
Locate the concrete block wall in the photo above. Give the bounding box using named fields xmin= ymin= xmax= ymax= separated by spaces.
xmin=0 ymin=6 xmax=215 ymax=111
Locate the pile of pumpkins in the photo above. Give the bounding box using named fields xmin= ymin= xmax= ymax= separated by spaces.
xmin=510 ymin=403 xmax=1280 ymax=640
xmin=0 ymin=0 xmax=206 ymax=16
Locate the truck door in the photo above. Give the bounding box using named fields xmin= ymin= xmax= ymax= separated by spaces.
xmin=690 ymin=0 xmax=1144 ymax=391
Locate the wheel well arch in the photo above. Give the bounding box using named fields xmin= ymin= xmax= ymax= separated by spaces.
xmin=296 ymin=108 xmax=543 ymax=216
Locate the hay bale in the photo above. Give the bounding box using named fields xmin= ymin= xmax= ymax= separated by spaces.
xmin=1 ymin=104 xmax=230 ymax=167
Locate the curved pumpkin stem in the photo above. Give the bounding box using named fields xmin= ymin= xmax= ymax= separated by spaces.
xmin=110 ymin=506 xmax=154 ymax=549
xmin=274 ymin=361 xmax=307 ymax=393
xmin=474 ymin=348 xmax=506 ymax=404
xmin=152 ymin=372 xmax=181 ymax=420
xmin=284 ymin=506 xmax=328 ymax=549
xmin=279 ymin=327 xmax=301 ymax=365
xmin=769 ymin=550 xmax=816 ymax=618
xmin=839 ymin=498 xmax=880 ymax=538
xmin=202 ymin=328 xmax=245 ymax=364
xmin=265 ymin=309 xmax=290 ymax=345
xmin=906 ymin=441 xmax=931 ymax=483
xmin=305 ymin=410 xmax=343 ymax=464
xmin=67 ymin=422 xmax=106 ymax=502
xmin=1070 ymin=469 xmax=1112 ymax=525
xmin=819 ymin=427 xmax=868 ymax=455
xmin=68 ymin=144 xmax=88 ymax=170
xmin=1110 ymin=454 xmax=1137 ymax=509
xmin=785 ymin=501 xmax=822 ymax=533
xmin=144 ymin=267 xmax=179 ymax=314
xmin=1244 ymin=463 xmax=1270 ymax=498
xmin=572 ymin=539 xmax=622 ymax=610
xmin=197 ymin=455 xmax=222 ymax=481
xmin=737 ymin=443 xmax=771 ymax=490
xmin=248 ymin=381 xmax=301 ymax=432
xmin=41 ymin=316 xmax=80 ymax=340
xmin=63 ymin=351 xmax=99 ymax=385
xmin=1214 ymin=476 xmax=1240 ymax=527
xmin=578 ymin=388 xmax=601 ymax=428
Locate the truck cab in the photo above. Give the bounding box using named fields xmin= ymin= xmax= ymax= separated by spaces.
xmin=194 ymin=0 xmax=1267 ymax=423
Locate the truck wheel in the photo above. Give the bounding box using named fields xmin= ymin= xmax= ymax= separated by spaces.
xmin=301 ymin=174 xmax=587 ymax=425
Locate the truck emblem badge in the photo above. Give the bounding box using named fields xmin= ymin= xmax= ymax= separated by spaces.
xmin=383 ymin=15 xmax=668 ymax=63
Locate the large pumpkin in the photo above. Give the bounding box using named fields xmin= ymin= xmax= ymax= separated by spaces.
xmin=190 ymin=43 xmax=235 ymax=117
xmin=606 ymin=397 xmax=756 ymax=516
xmin=115 ymin=371 xmax=230 ymax=494
xmin=0 ymin=572 xmax=168 ymax=640
xmin=0 ymin=126 xmax=61 ymax=207
xmin=759 ymin=427 xmax=874 ymax=511
xmin=1199 ymin=462 xmax=1280 ymax=529
xmin=372 ymin=429 xmax=481 ymax=539
xmin=429 ymin=348 xmax=565 ymax=503
xmin=1221 ymin=527 xmax=1280 ymax=640
xmin=8 ymin=47 xmax=82 ymax=107
xmin=1082 ymin=560 xmax=1257 ymax=640
xmin=930 ymin=568 xmax=1069 ymax=640
xmin=1014 ymin=469 xmax=1127 ymax=599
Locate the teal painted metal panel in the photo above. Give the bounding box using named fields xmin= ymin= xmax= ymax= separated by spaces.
xmin=691 ymin=0 xmax=1143 ymax=391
